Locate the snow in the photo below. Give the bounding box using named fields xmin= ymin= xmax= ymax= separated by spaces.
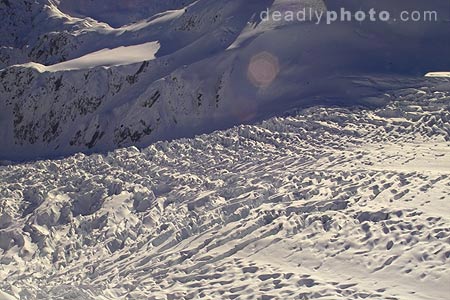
xmin=20 ymin=42 xmax=161 ymax=72
xmin=1 ymin=80 xmax=450 ymax=299
xmin=425 ymin=72 xmax=450 ymax=78
xmin=1 ymin=1 xmax=450 ymax=298
xmin=57 ymin=0 xmax=197 ymax=28
xmin=0 ymin=290 xmax=17 ymax=300
xmin=1 ymin=0 xmax=450 ymax=160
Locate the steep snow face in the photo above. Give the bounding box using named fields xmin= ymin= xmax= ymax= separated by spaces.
xmin=1 ymin=0 xmax=450 ymax=160
xmin=12 ymin=42 xmax=161 ymax=73
xmin=43 ymin=42 xmax=161 ymax=71
xmin=0 ymin=77 xmax=449 ymax=299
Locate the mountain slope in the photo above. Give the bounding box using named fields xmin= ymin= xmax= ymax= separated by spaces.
xmin=57 ymin=0 xmax=198 ymax=27
xmin=1 ymin=0 xmax=450 ymax=160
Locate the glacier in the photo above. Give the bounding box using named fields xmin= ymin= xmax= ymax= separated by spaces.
xmin=1 ymin=1 xmax=450 ymax=299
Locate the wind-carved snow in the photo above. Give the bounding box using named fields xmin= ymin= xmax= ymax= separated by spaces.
xmin=15 ymin=41 xmax=161 ymax=73
xmin=34 ymin=42 xmax=161 ymax=72
xmin=426 ymin=72 xmax=450 ymax=78
xmin=0 ymin=78 xmax=449 ymax=299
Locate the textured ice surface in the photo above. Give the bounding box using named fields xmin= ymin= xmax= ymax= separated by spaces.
xmin=1 ymin=78 xmax=449 ymax=299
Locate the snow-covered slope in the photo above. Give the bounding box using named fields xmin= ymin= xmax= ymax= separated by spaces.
xmin=42 ymin=42 xmax=161 ymax=72
xmin=1 ymin=76 xmax=449 ymax=299
xmin=57 ymin=0 xmax=198 ymax=28
xmin=1 ymin=0 xmax=450 ymax=160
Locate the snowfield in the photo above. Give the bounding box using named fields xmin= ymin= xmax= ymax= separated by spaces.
xmin=1 ymin=77 xmax=449 ymax=299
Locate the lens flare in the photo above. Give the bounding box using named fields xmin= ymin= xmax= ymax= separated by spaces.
xmin=247 ymin=52 xmax=280 ymax=88
xmin=231 ymin=96 xmax=257 ymax=122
